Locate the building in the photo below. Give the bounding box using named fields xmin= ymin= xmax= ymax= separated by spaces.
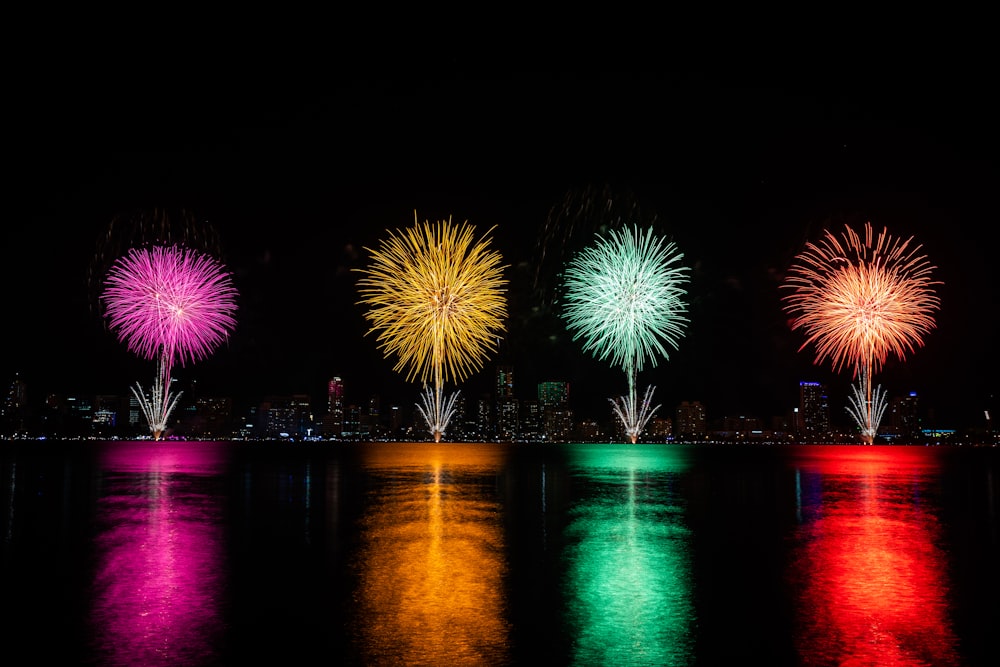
xmin=496 ymin=366 xmax=518 ymax=441
xmin=388 ymin=404 xmax=405 ymax=439
xmin=675 ymin=401 xmax=707 ymax=441
xmin=496 ymin=366 xmax=514 ymax=400
xmin=576 ymin=419 xmax=602 ymax=441
xmin=797 ymin=381 xmax=830 ymax=441
xmin=538 ymin=381 xmax=572 ymax=442
xmin=2 ymin=373 xmax=28 ymax=434
xmin=258 ymin=394 xmax=313 ymax=439
xmin=476 ymin=396 xmax=493 ymax=441
xmin=323 ymin=376 xmax=345 ymax=437
xmin=649 ymin=416 xmax=672 ymax=440
xmin=497 ymin=398 xmax=519 ymax=442
xmin=91 ymin=394 xmax=125 ymax=436
xmin=184 ymin=396 xmax=234 ymax=438
xmin=66 ymin=395 xmax=94 ymax=435
xmin=520 ymin=399 xmax=543 ymax=442
xmin=343 ymin=404 xmax=362 ymax=440
xmin=719 ymin=414 xmax=764 ymax=442
xmin=889 ymin=391 xmax=921 ymax=442
xmin=358 ymin=394 xmax=381 ymax=439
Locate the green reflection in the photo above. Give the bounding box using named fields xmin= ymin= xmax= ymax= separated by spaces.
xmin=563 ymin=444 xmax=694 ymax=666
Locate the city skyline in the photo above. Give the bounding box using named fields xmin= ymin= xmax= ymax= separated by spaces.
xmin=5 ymin=64 xmax=996 ymax=433
xmin=1 ymin=365 xmax=984 ymax=444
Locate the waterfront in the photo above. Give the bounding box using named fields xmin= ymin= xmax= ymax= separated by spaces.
xmin=2 ymin=440 xmax=998 ymax=665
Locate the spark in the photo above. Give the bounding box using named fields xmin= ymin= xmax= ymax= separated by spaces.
xmin=416 ymin=384 xmax=462 ymax=440
xmin=846 ymin=369 xmax=888 ymax=444
xmin=131 ymin=358 xmax=183 ymax=439
xmin=610 ymin=384 xmax=661 ymax=443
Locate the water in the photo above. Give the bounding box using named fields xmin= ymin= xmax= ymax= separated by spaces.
xmin=2 ymin=441 xmax=997 ymax=666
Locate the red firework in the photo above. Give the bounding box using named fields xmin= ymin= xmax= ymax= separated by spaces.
xmin=782 ymin=221 xmax=941 ymax=377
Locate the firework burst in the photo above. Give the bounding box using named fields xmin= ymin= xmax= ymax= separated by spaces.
xmin=782 ymin=221 xmax=940 ymax=442
xmin=102 ymin=244 xmax=239 ymax=439
xmin=561 ymin=225 xmax=689 ymax=443
xmin=355 ymin=212 xmax=508 ymax=442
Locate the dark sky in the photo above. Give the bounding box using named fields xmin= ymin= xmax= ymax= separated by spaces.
xmin=5 ymin=52 xmax=997 ymax=430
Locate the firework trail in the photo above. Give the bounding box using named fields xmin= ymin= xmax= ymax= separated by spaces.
xmin=355 ymin=212 xmax=508 ymax=442
xmin=782 ymin=221 xmax=940 ymax=442
xmin=89 ymin=207 xmax=223 ymax=319
xmin=101 ymin=244 xmax=238 ymax=439
xmin=561 ymin=225 xmax=689 ymax=443
xmin=532 ymin=184 xmax=653 ymax=312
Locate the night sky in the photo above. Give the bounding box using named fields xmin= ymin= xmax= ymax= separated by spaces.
xmin=6 ymin=52 xmax=997 ymax=430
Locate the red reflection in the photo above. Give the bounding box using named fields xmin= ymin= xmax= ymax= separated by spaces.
xmin=792 ymin=446 xmax=961 ymax=666
xmin=90 ymin=442 xmax=228 ymax=666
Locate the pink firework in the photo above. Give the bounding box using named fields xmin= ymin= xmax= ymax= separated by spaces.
xmin=102 ymin=244 xmax=239 ymax=373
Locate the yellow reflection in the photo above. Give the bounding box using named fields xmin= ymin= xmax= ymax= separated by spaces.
xmin=353 ymin=444 xmax=509 ymax=665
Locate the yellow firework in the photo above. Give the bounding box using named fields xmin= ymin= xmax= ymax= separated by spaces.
xmin=356 ymin=212 xmax=508 ymax=387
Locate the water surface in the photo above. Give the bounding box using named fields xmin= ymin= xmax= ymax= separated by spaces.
xmin=1 ymin=441 xmax=997 ymax=665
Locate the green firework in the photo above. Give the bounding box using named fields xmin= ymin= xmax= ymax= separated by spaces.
xmin=560 ymin=225 xmax=690 ymax=442
xmin=561 ymin=225 xmax=689 ymax=373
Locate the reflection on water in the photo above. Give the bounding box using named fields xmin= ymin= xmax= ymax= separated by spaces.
xmin=351 ymin=443 xmax=511 ymax=666
xmin=790 ymin=446 xmax=962 ymax=666
xmin=2 ymin=440 xmax=997 ymax=665
xmin=89 ymin=441 xmax=229 ymax=666
xmin=562 ymin=444 xmax=694 ymax=666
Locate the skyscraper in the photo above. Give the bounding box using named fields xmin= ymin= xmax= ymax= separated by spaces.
xmin=675 ymin=401 xmax=707 ymax=441
xmin=477 ymin=396 xmax=493 ymax=441
xmin=496 ymin=366 xmax=514 ymax=400
xmin=538 ymin=381 xmax=572 ymax=442
xmin=325 ymin=376 xmax=345 ymax=438
xmin=890 ymin=391 xmax=921 ymax=442
xmin=537 ymin=381 xmax=568 ymax=406
xmin=258 ymin=394 xmax=313 ymax=439
xmin=497 ymin=398 xmax=519 ymax=442
xmin=2 ymin=373 xmax=27 ymax=431
xmin=496 ymin=366 xmax=518 ymax=441
xmin=797 ymin=381 xmax=830 ymax=441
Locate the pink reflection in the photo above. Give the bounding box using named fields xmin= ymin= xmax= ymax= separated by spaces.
xmin=90 ymin=442 xmax=228 ymax=665
xmin=791 ymin=446 xmax=961 ymax=666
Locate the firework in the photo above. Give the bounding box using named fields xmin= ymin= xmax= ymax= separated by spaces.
xmin=356 ymin=212 xmax=508 ymax=442
xmin=102 ymin=244 xmax=238 ymax=438
xmin=561 ymin=225 xmax=689 ymax=443
xmin=782 ymin=221 xmax=940 ymax=442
